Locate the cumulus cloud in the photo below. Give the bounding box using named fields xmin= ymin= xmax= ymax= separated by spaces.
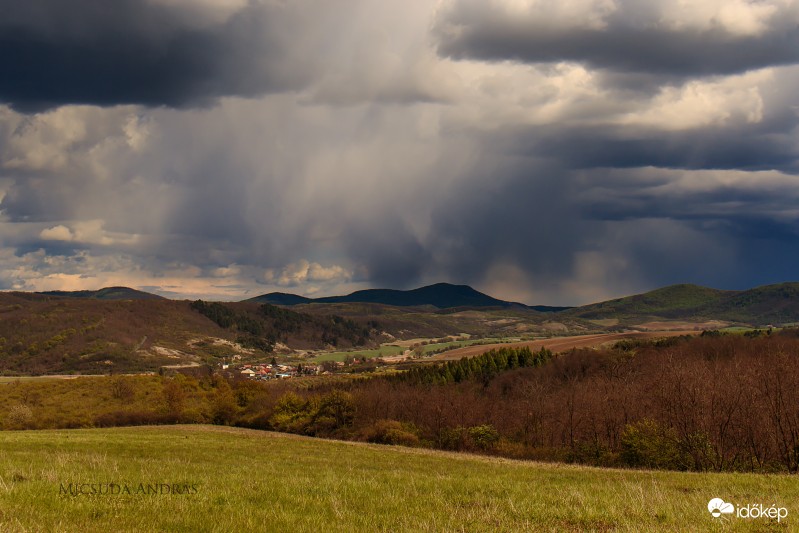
xmin=265 ymin=260 xmax=352 ymax=288
xmin=38 ymin=220 xmax=139 ymax=246
xmin=39 ymin=225 xmax=73 ymax=242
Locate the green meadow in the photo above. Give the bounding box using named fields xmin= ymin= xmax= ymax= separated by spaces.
xmin=307 ymin=337 xmax=514 ymax=362
xmin=307 ymin=345 xmax=405 ymax=362
xmin=0 ymin=425 xmax=795 ymax=532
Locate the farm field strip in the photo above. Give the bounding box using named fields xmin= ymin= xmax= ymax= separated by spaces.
xmin=430 ymin=330 xmax=698 ymax=361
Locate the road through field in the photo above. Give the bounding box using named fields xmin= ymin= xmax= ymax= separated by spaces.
xmin=429 ymin=330 xmax=696 ymax=361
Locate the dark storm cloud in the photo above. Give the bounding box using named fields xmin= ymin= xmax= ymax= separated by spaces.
xmin=580 ymin=181 xmax=799 ymax=232
xmin=343 ymin=214 xmax=433 ymax=288
xmin=528 ymin=125 xmax=799 ymax=173
xmin=424 ymin=156 xmax=587 ymax=283
xmin=434 ymin=1 xmax=799 ymax=77
xmin=0 ymin=0 xmax=313 ymax=112
xmin=1 ymin=177 xmax=79 ymax=221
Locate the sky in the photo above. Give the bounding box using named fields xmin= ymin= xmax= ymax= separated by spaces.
xmin=0 ymin=0 xmax=798 ymax=305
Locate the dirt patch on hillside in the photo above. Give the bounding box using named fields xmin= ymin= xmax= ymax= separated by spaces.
xmin=429 ymin=330 xmax=697 ymax=361
xmin=634 ymin=320 xmax=728 ymax=331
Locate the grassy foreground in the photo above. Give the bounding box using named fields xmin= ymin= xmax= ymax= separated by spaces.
xmin=0 ymin=426 xmax=795 ymax=532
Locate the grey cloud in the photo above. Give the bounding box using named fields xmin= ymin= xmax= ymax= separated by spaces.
xmin=435 ymin=1 xmax=799 ymax=77
xmin=0 ymin=0 xmax=319 ymax=112
xmin=1 ymin=1 xmax=799 ymax=304
xmin=344 ymin=218 xmax=433 ymax=288
xmin=530 ymin=126 xmax=799 ymax=173
xmin=581 ymin=182 xmax=799 ymax=232
xmin=575 ymin=168 xmax=799 ymax=233
xmin=423 ymin=157 xmax=589 ymax=285
xmin=599 ymin=217 xmax=799 ymax=293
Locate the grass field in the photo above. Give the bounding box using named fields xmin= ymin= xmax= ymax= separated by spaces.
xmin=307 ymin=345 xmax=405 ymax=362
xmin=308 ymin=337 xmax=514 ymax=362
xmin=0 ymin=426 xmax=795 ymax=532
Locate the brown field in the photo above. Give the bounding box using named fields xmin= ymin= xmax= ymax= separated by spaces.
xmin=634 ymin=320 xmax=729 ymax=330
xmin=429 ymin=330 xmax=697 ymax=361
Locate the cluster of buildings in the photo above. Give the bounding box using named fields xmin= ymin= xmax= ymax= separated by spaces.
xmin=233 ymin=363 xmax=327 ymax=380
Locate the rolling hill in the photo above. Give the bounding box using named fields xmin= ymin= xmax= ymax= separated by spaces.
xmin=248 ymin=282 xmax=530 ymax=309
xmin=564 ymin=282 xmax=799 ymax=326
xmin=563 ymin=284 xmax=730 ymax=320
xmin=702 ymin=282 xmax=799 ymax=324
xmin=36 ymin=286 xmax=164 ymax=300
xmin=0 ymin=293 xmax=229 ymax=374
xmin=0 ymin=294 xmax=377 ymax=375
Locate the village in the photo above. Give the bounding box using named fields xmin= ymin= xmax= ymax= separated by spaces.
xmin=224 ymin=359 xmax=346 ymax=381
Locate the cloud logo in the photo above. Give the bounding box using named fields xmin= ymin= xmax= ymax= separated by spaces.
xmin=708 ymin=498 xmax=735 ymax=518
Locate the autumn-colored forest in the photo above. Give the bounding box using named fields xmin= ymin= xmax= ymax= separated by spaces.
xmin=3 ymin=331 xmax=799 ymax=473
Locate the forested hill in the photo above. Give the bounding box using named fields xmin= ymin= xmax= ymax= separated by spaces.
xmin=562 ymin=282 xmax=799 ymax=325
xmin=36 ymin=287 xmax=164 ymax=300
xmin=248 ymin=283 xmax=530 ymax=309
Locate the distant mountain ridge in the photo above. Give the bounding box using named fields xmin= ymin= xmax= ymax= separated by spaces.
xmin=249 ymin=281 xmax=799 ymax=325
xmin=37 ymin=286 xmax=164 ymax=300
xmin=23 ymin=281 xmax=799 ymax=325
xmin=247 ymin=283 xmax=541 ymax=310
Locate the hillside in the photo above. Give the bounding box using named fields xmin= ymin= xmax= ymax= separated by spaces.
xmin=704 ymin=282 xmax=799 ymax=324
xmin=0 ymin=293 xmax=229 ymax=374
xmin=0 ymin=294 xmax=375 ymax=375
xmin=248 ymin=282 xmax=526 ymax=309
xmin=287 ymin=301 xmax=557 ymax=339
xmin=2 ymin=426 xmax=795 ymax=532
xmin=563 ymin=282 xmax=799 ymax=326
xmin=563 ymin=284 xmax=730 ymax=321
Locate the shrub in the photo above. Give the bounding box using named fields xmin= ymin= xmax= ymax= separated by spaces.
xmin=212 ymin=387 xmax=240 ymax=426
xmin=438 ymin=425 xmax=500 ymax=452
xmin=569 ymin=441 xmax=617 ymax=467
xmin=468 ymin=425 xmax=500 ymax=451
xmin=314 ymin=390 xmax=355 ymax=428
xmin=180 ymin=408 xmax=211 ymax=424
xmin=110 ymin=377 xmax=135 ymax=401
xmin=269 ymin=392 xmax=314 ymax=434
xmin=620 ymin=419 xmax=689 ymax=470
xmin=438 ymin=427 xmax=469 ymax=451
xmin=363 ymin=420 xmax=420 ymax=447
xmin=5 ymin=403 xmax=35 ymax=429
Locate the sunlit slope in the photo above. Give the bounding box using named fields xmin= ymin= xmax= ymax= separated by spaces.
xmin=563 ymin=282 xmax=799 ymax=325
xmin=0 ymin=426 xmax=795 ymax=532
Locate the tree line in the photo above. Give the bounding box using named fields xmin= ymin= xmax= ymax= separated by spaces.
xmin=396 ymin=346 xmax=553 ymax=385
